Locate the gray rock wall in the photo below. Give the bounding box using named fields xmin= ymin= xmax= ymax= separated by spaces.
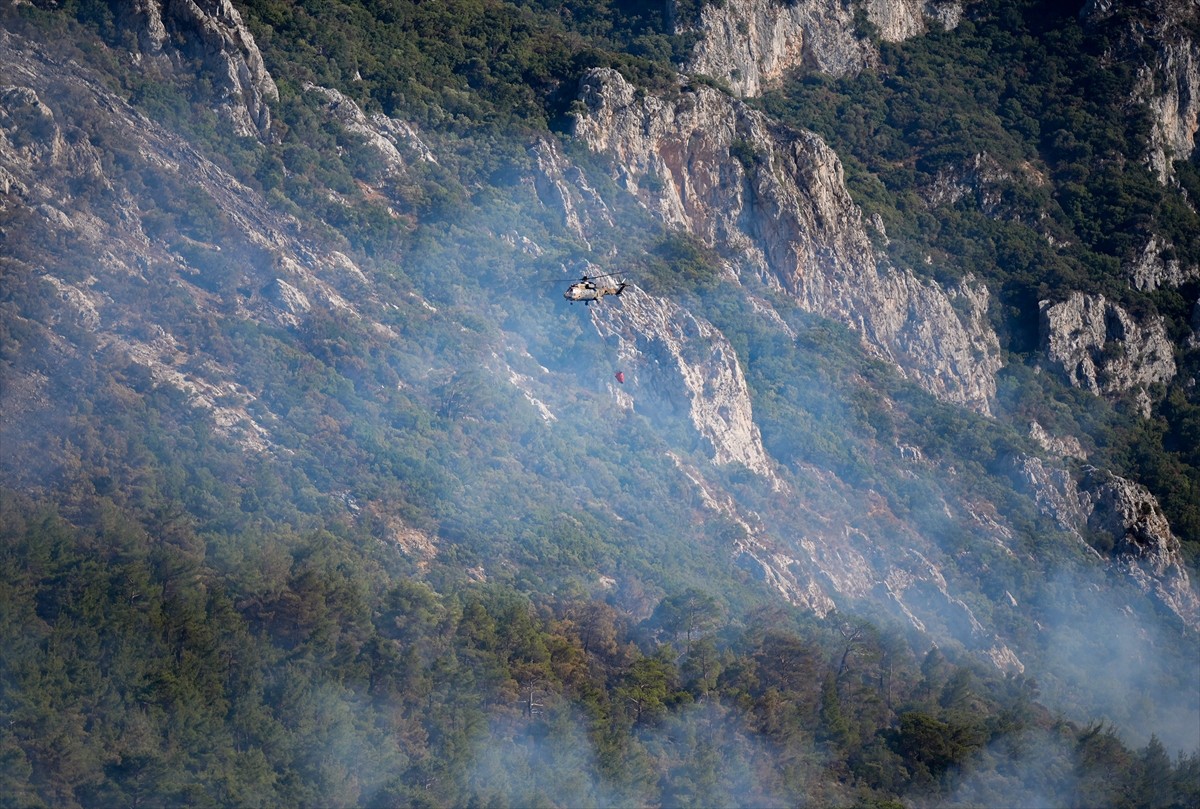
xmin=122 ymin=0 xmax=279 ymax=138
xmin=1082 ymin=0 xmax=1200 ymax=182
xmin=682 ymin=0 xmax=962 ymax=95
xmin=592 ymin=287 xmax=776 ymax=478
xmin=571 ymin=67 xmax=1002 ymax=415
xmin=1039 ymin=292 xmax=1176 ymax=414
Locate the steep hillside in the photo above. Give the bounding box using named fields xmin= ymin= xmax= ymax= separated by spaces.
xmin=1 ymin=1 xmax=1198 ymax=806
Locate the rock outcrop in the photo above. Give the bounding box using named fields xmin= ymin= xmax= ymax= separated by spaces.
xmin=123 ymin=0 xmax=279 ymax=138
xmin=683 ymin=0 xmax=962 ymax=95
xmin=307 ymin=84 xmax=436 ymax=175
xmin=529 ymin=139 xmax=615 ymax=249
xmin=1137 ymin=34 xmax=1199 ymax=183
xmin=1028 ymin=420 xmax=1088 ymax=462
xmin=263 ymin=278 xmax=312 ymax=327
xmin=1082 ymin=0 xmax=1200 ymax=182
xmin=0 ymin=85 xmax=107 ymax=191
xmin=571 ymin=67 xmax=1002 ymax=414
xmin=1086 ymin=473 xmax=1200 ymax=630
xmin=865 ymin=0 xmax=963 ymax=41
xmin=1128 ymin=235 xmax=1200 ymax=291
xmin=920 ymin=152 xmax=1014 ymax=213
xmin=1010 ymin=455 xmax=1096 ymax=545
xmin=1011 ymin=455 xmax=1199 ymax=630
xmin=1039 ymin=292 xmax=1176 ymax=414
xmin=684 ymin=0 xmax=873 ymax=95
xmin=591 ymin=286 xmax=775 ymax=479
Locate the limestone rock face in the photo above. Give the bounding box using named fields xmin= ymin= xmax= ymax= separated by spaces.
xmin=1129 ymin=235 xmax=1200 ymax=291
xmin=263 ymin=278 xmax=312 ymax=327
xmin=1145 ymin=36 xmax=1200 ymax=177
xmin=119 ymin=0 xmax=168 ymax=55
xmin=1084 ymin=468 xmax=1200 ymax=629
xmin=0 ymin=85 xmax=107 ymax=191
xmin=685 ymin=0 xmax=873 ymax=95
xmin=1082 ymin=0 xmax=1200 ymax=181
xmin=572 ymin=67 xmax=1002 ymax=415
xmin=920 ymin=152 xmax=1013 ymax=212
xmin=529 ymin=139 xmax=614 ymax=249
xmin=1010 ymin=455 xmax=1096 ymax=544
xmin=864 ymin=0 xmax=963 ymax=42
xmin=1039 ymin=292 xmax=1176 ymax=412
xmin=1011 ymin=456 xmax=1200 ymax=630
xmin=306 ymin=84 xmax=436 ymax=174
xmin=122 ymin=0 xmax=280 ymax=138
xmin=0 ymin=30 xmax=380 ymax=452
xmin=683 ymin=0 xmax=962 ymax=95
xmin=591 ymin=287 xmax=775 ymax=479
xmin=1028 ymin=420 xmax=1088 ymax=462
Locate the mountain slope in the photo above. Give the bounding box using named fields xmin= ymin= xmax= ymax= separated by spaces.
xmin=1 ymin=1 xmax=1199 ymax=805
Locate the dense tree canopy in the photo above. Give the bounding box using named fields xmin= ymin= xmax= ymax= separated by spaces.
xmin=2 ymin=0 xmax=1198 ymax=805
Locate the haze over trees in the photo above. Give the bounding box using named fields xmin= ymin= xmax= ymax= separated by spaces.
xmin=1 ymin=1 xmax=1198 ymax=806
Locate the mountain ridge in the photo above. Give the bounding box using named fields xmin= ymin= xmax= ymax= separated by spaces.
xmin=2 ymin=0 xmax=1199 ymax=804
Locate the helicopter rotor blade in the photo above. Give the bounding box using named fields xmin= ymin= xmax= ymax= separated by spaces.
xmin=533 ymin=270 xmax=635 ymax=284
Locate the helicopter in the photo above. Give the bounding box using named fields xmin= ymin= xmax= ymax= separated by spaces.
xmin=562 ymin=272 xmax=628 ymax=305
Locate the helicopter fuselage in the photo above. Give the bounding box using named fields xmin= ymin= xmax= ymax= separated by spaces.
xmin=564 ymin=280 xmax=627 ymax=304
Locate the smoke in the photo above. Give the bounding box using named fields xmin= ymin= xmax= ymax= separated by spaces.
xmin=461 ymin=707 xmax=620 ymax=808
xmin=458 ymin=701 xmax=816 ymax=808
xmin=7 ymin=16 xmax=1199 ymax=807
xmin=932 ymin=727 xmax=1082 ymax=809
xmin=1031 ymin=565 xmax=1200 ymax=756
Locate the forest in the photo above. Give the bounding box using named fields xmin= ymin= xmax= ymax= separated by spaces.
xmin=3 ymin=489 xmax=1198 ymax=807
xmin=1 ymin=0 xmax=1198 ymax=806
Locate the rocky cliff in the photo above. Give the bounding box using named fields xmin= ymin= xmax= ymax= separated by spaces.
xmin=529 ymin=139 xmax=615 ymax=251
xmin=0 ymin=29 xmax=366 ymax=454
xmin=570 ymin=67 xmax=1002 ymax=415
xmin=591 ymin=287 xmax=776 ymax=478
xmin=1129 ymin=234 xmax=1200 ymax=291
xmin=1082 ymin=0 xmax=1200 ymax=182
xmin=1039 ymin=292 xmax=1176 ymax=415
xmin=536 ymin=66 xmax=1029 ymax=664
xmin=684 ymin=0 xmax=872 ymax=95
xmin=865 ymin=0 xmax=963 ymax=41
xmin=682 ymin=0 xmax=962 ymax=95
xmin=122 ymin=0 xmax=279 ymax=138
xmin=1013 ymin=454 xmax=1200 ymax=630
xmin=308 ymin=84 xmax=436 ymax=173
xmin=545 ymin=16 xmax=1200 ymax=667
xmin=1083 ymin=467 xmax=1200 ymax=629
